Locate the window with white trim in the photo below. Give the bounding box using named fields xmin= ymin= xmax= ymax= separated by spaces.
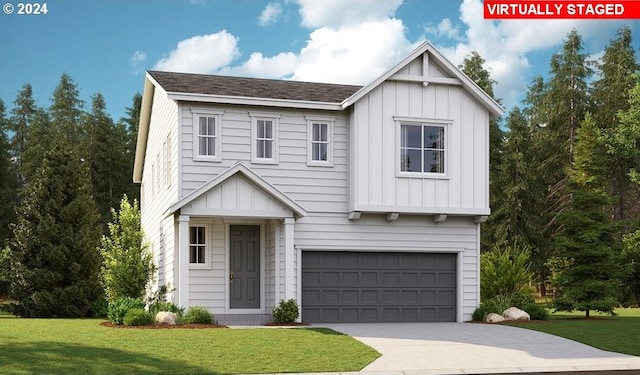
xmin=189 ymin=226 xmax=206 ymax=264
xmin=250 ymin=113 xmax=279 ymax=164
xmin=192 ymin=109 xmax=223 ymax=161
xmin=306 ymin=115 xmax=335 ymax=166
xmin=399 ymin=123 xmax=446 ymax=174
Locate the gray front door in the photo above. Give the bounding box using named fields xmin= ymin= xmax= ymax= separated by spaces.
xmin=230 ymin=225 xmax=261 ymax=309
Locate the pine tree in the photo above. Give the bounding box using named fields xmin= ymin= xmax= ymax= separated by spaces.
xmin=49 ymin=73 xmax=84 ymax=146
xmin=592 ymin=26 xmax=639 ymax=221
xmin=120 ymin=93 xmax=142 ymax=202
xmin=9 ymin=83 xmax=36 ymax=181
xmin=0 ymin=100 xmax=18 ymax=243
xmin=84 ymin=94 xmax=130 ymax=226
xmin=9 ymin=143 xmax=102 ymax=317
xmin=554 ymin=113 xmax=619 ymax=317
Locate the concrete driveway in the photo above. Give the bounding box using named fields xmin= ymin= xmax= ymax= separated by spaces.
xmin=319 ymin=323 xmax=640 ymax=374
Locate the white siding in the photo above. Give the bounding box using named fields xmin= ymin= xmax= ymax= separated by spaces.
xmin=179 ymin=104 xmax=349 ymax=213
xmin=188 ymin=220 xmax=226 ymax=312
xmin=139 ymin=87 xmax=179 ymax=298
xmin=350 ymin=52 xmax=490 ymax=215
xmin=294 ymin=214 xmax=479 ymax=321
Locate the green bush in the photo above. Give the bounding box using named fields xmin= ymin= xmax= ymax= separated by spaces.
xmin=272 ymin=299 xmax=299 ymax=323
xmin=481 ymin=241 xmax=535 ymax=301
xmin=472 ymin=303 xmax=495 ymax=321
xmin=511 ymin=292 xmax=536 ymax=309
xmin=123 ymin=308 xmax=154 ymax=326
xmin=107 ymin=297 xmax=145 ymax=325
xmin=89 ymin=294 xmax=109 ymax=318
xmin=523 ymin=303 xmax=549 ymax=320
xmin=183 ymin=306 xmax=212 ymax=324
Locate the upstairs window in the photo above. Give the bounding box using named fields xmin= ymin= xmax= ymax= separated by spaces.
xmin=399 ymin=123 xmax=446 ymax=175
xmin=189 ymin=226 xmax=206 ymax=264
xmin=306 ymin=115 xmax=335 ymax=167
xmin=251 ymin=113 xmax=279 ymax=164
xmin=192 ymin=109 xmax=223 ymax=161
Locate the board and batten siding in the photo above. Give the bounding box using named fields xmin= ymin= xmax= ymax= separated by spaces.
xmin=349 ymin=53 xmax=490 ymax=215
xmin=178 ymin=104 xmax=349 ymax=213
xmin=139 ymin=86 xmax=179 ymax=297
xmin=295 ymin=214 xmax=479 ymax=321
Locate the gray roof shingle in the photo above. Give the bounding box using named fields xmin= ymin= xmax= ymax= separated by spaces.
xmin=148 ymin=70 xmax=363 ymax=104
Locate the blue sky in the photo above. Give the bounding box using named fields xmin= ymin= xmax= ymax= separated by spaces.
xmin=1 ymin=0 xmax=638 ymax=122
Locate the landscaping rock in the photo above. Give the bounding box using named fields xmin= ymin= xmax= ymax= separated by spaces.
xmin=156 ymin=311 xmax=178 ymax=325
xmin=503 ymin=307 xmax=530 ymax=321
xmin=485 ymin=313 xmax=505 ymax=323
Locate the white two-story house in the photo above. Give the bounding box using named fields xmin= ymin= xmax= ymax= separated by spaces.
xmin=133 ymin=42 xmax=503 ymax=324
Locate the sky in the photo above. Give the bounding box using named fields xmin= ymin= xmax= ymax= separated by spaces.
xmin=1 ymin=0 xmax=639 ymax=122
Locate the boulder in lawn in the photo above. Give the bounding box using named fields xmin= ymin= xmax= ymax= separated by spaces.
xmin=503 ymin=307 xmax=530 ymax=321
xmin=156 ymin=311 xmax=178 ymax=325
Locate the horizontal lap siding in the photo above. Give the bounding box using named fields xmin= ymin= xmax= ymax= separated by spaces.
xmin=140 ymin=88 xmax=179 ymax=298
xmin=295 ymin=214 xmax=479 ymax=321
xmin=180 ymin=104 xmax=348 ymax=213
xmin=188 ymin=221 xmax=226 ymax=313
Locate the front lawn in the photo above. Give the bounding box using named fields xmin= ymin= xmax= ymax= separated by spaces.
xmin=507 ymin=308 xmax=640 ymax=356
xmin=0 ymin=315 xmax=380 ymax=374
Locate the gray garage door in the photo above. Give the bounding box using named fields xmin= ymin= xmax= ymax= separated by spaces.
xmin=302 ymin=252 xmax=457 ymax=323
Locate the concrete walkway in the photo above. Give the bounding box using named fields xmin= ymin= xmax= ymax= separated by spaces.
xmin=314 ymin=323 xmax=640 ymax=374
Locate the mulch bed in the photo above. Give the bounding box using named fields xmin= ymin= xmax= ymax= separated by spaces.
xmin=99 ymin=321 xmax=228 ymax=329
xmin=263 ymin=322 xmax=311 ymax=326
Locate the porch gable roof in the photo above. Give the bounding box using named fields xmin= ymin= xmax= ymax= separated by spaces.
xmin=167 ymin=162 xmax=307 ymax=218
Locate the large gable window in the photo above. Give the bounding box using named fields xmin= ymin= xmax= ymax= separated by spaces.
xmin=250 ymin=113 xmax=280 ymax=164
xmin=396 ymin=117 xmax=449 ymax=176
xmin=191 ymin=109 xmax=223 ymax=161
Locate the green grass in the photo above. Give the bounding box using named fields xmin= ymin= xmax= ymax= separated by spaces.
xmin=0 ymin=315 xmax=380 ymax=374
xmin=507 ymin=307 xmax=640 ymax=356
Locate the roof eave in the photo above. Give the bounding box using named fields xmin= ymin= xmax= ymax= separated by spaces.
xmin=132 ymin=74 xmax=156 ymax=184
xmin=166 ymin=92 xmax=344 ymax=111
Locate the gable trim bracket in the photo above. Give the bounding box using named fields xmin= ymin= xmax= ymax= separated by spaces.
xmin=348 ymin=211 xmax=361 ymax=220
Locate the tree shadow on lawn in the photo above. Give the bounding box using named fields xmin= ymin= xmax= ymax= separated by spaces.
xmin=0 ymin=341 xmax=218 ymax=375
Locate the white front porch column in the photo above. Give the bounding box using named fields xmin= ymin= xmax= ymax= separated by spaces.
xmin=283 ymin=217 xmax=295 ymax=300
xmin=177 ymin=215 xmax=190 ymax=308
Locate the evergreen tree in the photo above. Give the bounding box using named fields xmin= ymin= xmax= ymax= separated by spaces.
xmin=554 ymin=113 xmax=619 ymax=317
xmin=20 ymin=108 xmax=51 ymax=183
xmin=84 ymin=94 xmax=130 ymax=226
xmin=9 ymin=83 xmax=36 ymax=180
xmin=120 ymin=93 xmax=142 ymax=202
xmin=99 ymin=196 xmax=155 ymax=301
xmin=9 ymin=143 xmax=102 ymax=317
xmin=0 ymin=100 xmax=18 ymax=243
xmin=459 ymin=51 xmax=504 ymax=251
xmin=49 ymin=73 xmax=84 ymax=146
xmin=592 ymin=26 xmax=639 ymax=221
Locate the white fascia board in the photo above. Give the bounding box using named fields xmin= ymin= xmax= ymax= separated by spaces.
xmin=166 ymin=92 xmax=343 ymax=111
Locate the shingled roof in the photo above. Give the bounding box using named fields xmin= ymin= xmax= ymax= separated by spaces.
xmin=148 ymin=70 xmax=363 ymax=104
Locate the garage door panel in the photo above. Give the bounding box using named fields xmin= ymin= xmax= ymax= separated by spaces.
xmin=302 ymin=252 xmax=457 ymax=323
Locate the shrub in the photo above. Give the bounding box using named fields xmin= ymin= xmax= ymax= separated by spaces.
xmin=511 ymin=292 xmax=536 ymax=309
xmin=123 ymin=308 xmax=154 ymax=326
xmin=107 ymin=297 xmax=145 ymax=325
xmin=272 ymin=299 xmax=299 ymax=323
xmin=89 ymin=294 xmax=109 ymax=318
xmin=472 ymin=303 xmax=494 ymax=321
xmin=481 ymin=241 xmax=535 ymax=302
xmin=183 ymin=306 xmax=212 ymax=324
xmin=524 ymin=303 xmax=549 ymax=320
xmin=484 ymin=294 xmax=513 ymax=315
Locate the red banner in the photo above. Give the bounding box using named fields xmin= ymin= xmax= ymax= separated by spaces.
xmin=484 ymin=1 xmax=640 ymax=19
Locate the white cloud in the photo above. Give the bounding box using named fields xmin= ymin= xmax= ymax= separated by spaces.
xmin=153 ymin=31 xmax=240 ymax=74
xmin=130 ymin=50 xmax=146 ymax=65
xmin=292 ymin=19 xmax=416 ymax=85
xmin=424 ymin=18 xmax=461 ymax=40
xmin=258 ymin=3 xmax=283 ymax=26
xmin=295 ymin=0 xmax=402 ymax=29
xmin=220 ymin=52 xmax=298 ymax=79
xmin=435 ymin=0 xmax=620 ymax=111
